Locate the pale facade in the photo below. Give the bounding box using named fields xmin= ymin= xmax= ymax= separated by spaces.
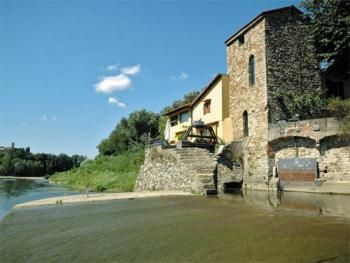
xmin=164 ymin=74 xmax=233 ymax=144
xmin=192 ymin=74 xmax=233 ymax=143
xmin=164 ymin=104 xmax=191 ymax=143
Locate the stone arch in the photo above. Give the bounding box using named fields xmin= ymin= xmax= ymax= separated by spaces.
xmin=268 ymin=136 xmax=319 ymax=177
xmin=319 ymin=135 xmax=350 ymax=156
xmin=269 ymin=136 xmax=317 ymax=153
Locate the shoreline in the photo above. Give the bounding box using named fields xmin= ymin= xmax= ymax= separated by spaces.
xmin=0 ymin=176 xmax=47 ymax=181
xmin=13 ymin=191 xmax=194 ymax=209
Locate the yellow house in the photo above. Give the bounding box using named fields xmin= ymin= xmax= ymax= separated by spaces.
xmin=192 ymin=74 xmax=232 ymax=143
xmin=163 ymin=103 xmax=192 ymax=143
xmin=164 ymin=74 xmax=233 ymax=144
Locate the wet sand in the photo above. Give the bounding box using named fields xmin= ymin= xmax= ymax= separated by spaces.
xmin=13 ymin=191 xmax=193 ymax=208
xmin=1 ymin=195 xmax=349 ymax=262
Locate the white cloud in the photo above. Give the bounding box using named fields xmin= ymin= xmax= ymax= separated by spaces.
xmin=51 ymin=116 xmax=57 ymax=121
xmin=95 ymin=74 xmax=131 ymax=93
xmin=170 ymin=72 xmax=189 ymax=80
xmin=121 ymin=64 xmax=141 ymax=75
xmin=41 ymin=115 xmax=47 ymax=121
xmin=179 ymin=73 xmax=189 ymax=80
xmin=108 ymin=97 xmax=127 ymax=108
xmin=20 ymin=122 xmax=28 ymax=126
xmin=106 ymin=64 xmax=120 ymax=71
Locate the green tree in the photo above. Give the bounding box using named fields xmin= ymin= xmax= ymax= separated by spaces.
xmin=301 ymin=0 xmax=350 ymax=71
xmin=97 ymin=110 xmax=160 ymax=156
xmin=1 ymin=154 xmax=12 ymax=176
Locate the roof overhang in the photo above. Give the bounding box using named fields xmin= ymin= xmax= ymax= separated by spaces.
xmin=163 ymin=103 xmax=191 ymax=116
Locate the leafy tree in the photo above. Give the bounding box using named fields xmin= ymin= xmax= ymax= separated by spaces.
xmin=158 ymin=115 xmax=168 ymax=140
xmin=1 ymin=154 xmax=12 ymax=176
xmin=97 ymin=110 xmax=160 ymax=156
xmin=72 ymin=155 xmax=86 ymax=168
xmin=300 ymin=0 xmax=350 ymax=71
xmin=0 ymin=145 xmax=85 ymax=177
xmin=327 ymin=98 xmax=350 ymax=137
xmin=161 ymin=90 xmax=200 ymax=114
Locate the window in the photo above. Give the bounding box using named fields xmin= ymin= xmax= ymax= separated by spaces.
xmin=238 ymin=34 xmax=245 ymax=45
xmin=170 ymin=116 xmax=178 ymax=126
xmin=243 ymin=111 xmax=249 ymax=137
xmin=203 ymin=99 xmax=211 ymax=115
xmin=179 ymin=111 xmax=190 ymax=123
xmin=249 ymin=55 xmax=255 ymax=86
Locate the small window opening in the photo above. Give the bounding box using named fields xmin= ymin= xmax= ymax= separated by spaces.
xmin=238 ymin=35 xmax=245 ymax=45
xmin=179 ymin=111 xmax=189 ymax=123
xmin=170 ymin=116 xmax=178 ymax=126
xmin=249 ymin=55 xmax=255 ymax=86
xmin=203 ymin=99 xmax=211 ymax=115
xmin=243 ymin=110 xmax=249 ymax=137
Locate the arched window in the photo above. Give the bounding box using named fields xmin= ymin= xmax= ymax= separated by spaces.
xmin=243 ymin=111 xmax=249 ymax=137
xmin=249 ymin=55 xmax=255 ymax=86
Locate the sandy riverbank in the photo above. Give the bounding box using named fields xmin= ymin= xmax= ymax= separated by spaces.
xmin=0 ymin=176 xmax=47 ymax=181
xmin=14 ymin=191 xmax=194 ymax=209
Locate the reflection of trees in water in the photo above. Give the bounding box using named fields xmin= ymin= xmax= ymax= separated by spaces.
xmin=0 ymin=180 xmax=47 ymax=198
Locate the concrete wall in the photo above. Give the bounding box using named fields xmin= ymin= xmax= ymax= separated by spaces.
xmin=227 ymin=18 xmax=269 ymax=183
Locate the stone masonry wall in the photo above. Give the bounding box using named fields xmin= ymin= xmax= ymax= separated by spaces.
xmin=227 ymin=19 xmax=269 ymax=185
xmin=273 ymin=144 xmax=350 ymax=182
xmin=265 ymin=9 xmax=321 ymax=122
xmin=135 ymin=147 xmax=217 ymax=194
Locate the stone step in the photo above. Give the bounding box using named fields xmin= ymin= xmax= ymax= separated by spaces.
xmin=199 ymin=176 xmax=214 ymax=184
xmin=179 ymin=160 xmax=215 ymax=166
xmin=203 ymin=183 xmax=216 ymax=189
xmin=177 ymin=155 xmax=213 ymax=159
xmin=205 ymin=189 xmax=218 ymax=195
xmin=178 ymin=157 xmax=213 ymax=161
xmin=197 ymin=168 xmax=215 ymax=173
xmin=175 ymin=150 xmax=210 ymax=155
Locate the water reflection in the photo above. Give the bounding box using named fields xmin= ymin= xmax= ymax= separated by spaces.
xmin=0 ymin=178 xmax=76 ymax=220
xmin=0 ymin=178 xmax=46 ymax=198
xmin=219 ymin=189 xmax=350 ymax=218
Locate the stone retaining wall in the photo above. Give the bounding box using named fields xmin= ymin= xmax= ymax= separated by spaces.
xmin=135 ymin=147 xmax=217 ymax=194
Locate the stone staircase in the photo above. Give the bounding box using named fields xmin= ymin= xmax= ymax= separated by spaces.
xmin=174 ymin=148 xmax=217 ymax=195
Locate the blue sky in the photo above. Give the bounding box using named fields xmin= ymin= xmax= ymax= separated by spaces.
xmin=0 ymin=0 xmax=299 ymax=158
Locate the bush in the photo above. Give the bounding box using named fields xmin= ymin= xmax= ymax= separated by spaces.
xmin=328 ymin=98 xmax=350 ymax=137
xmin=51 ymin=149 xmax=145 ymax=192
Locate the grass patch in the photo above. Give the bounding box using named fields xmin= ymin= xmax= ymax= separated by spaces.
xmin=51 ymin=149 xmax=145 ymax=192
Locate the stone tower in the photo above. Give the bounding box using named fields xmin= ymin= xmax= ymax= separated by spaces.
xmin=225 ymin=6 xmax=321 ymax=189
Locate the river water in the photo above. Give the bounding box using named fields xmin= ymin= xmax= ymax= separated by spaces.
xmin=0 ymin=179 xmax=349 ymax=262
xmin=0 ymin=177 xmax=77 ymax=220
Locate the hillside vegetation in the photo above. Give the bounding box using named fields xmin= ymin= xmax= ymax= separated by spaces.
xmin=51 ymin=149 xmax=144 ymax=192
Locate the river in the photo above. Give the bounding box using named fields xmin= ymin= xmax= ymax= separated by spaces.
xmin=0 ymin=177 xmax=77 ymax=220
xmin=0 ymin=179 xmax=349 ymax=262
